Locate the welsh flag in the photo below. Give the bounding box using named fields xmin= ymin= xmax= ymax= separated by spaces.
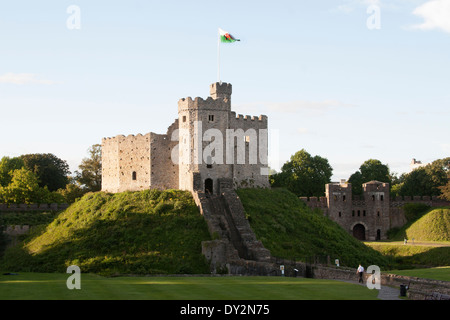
xmin=219 ymin=28 xmax=240 ymax=43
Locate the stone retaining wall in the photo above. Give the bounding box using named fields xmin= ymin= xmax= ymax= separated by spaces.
xmin=312 ymin=265 xmax=450 ymax=299
xmin=0 ymin=203 xmax=69 ymax=212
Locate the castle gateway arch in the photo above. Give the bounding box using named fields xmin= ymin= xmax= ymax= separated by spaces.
xmin=352 ymin=223 xmax=366 ymax=241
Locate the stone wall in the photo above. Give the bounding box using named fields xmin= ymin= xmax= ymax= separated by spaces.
xmin=228 ymin=113 xmax=270 ymax=190
xmin=0 ymin=203 xmax=69 ymax=212
xmin=101 ymin=133 xmax=151 ymax=193
xmin=312 ymin=265 xmax=450 ymax=299
xmin=149 ymin=120 xmax=179 ymax=190
xmin=2 ymin=225 xmax=31 ymax=249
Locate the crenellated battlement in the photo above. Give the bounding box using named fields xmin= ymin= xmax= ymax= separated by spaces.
xmin=210 ymin=82 xmax=232 ymax=100
xmin=177 ymin=95 xmax=230 ymax=113
xmin=231 ymin=113 xmax=268 ymax=122
xmin=102 ymin=132 xmax=151 ymax=142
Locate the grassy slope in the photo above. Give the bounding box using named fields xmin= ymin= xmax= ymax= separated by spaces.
xmin=365 ymin=242 xmax=450 ymax=267
xmin=0 ymin=189 xmax=211 ymax=275
xmin=406 ymin=207 xmax=450 ymax=242
xmin=367 ymin=207 xmax=450 ymax=268
xmin=8 ymin=188 xmax=443 ymax=275
xmin=387 ymin=266 xmax=450 ymax=282
xmin=236 ymin=188 xmax=390 ymax=268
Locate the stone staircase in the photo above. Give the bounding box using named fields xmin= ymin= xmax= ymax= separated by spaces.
xmin=193 ymin=188 xmax=278 ymax=275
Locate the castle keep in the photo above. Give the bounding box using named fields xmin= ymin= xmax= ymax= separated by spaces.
xmin=101 ymin=82 xmax=270 ymax=194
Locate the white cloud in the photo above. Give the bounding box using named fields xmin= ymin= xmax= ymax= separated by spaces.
xmin=411 ymin=0 xmax=450 ymax=33
xmin=0 ymin=73 xmax=55 ymax=85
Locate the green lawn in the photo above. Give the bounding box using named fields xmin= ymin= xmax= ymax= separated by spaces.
xmin=0 ymin=273 xmax=380 ymax=300
xmin=387 ymin=266 xmax=450 ymax=282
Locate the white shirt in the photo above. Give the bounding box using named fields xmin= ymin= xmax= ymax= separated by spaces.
xmin=357 ymin=265 xmax=364 ymax=273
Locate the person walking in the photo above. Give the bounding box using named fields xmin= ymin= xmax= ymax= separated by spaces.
xmin=357 ymin=264 xmax=364 ymax=283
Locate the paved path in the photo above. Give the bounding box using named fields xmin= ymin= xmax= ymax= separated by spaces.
xmin=376 ymin=284 xmax=403 ymax=300
xmin=339 ymin=279 xmax=403 ymax=300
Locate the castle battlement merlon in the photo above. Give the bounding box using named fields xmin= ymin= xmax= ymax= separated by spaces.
xmin=177 ymin=96 xmax=230 ymax=113
xmin=210 ymin=82 xmax=232 ymax=100
xmin=102 ymin=132 xmax=151 ymax=142
xmin=232 ymin=113 xmax=268 ymax=123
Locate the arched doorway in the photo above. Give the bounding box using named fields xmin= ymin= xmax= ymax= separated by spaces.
xmin=205 ymin=178 xmax=213 ymax=194
xmin=353 ymin=224 xmax=366 ymax=240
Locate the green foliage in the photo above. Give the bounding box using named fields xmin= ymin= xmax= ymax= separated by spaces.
xmin=56 ymin=182 xmax=85 ymax=203
xmin=348 ymin=159 xmax=390 ymax=195
xmin=393 ymin=157 xmax=449 ymax=197
xmin=0 ymin=189 xmax=211 ymax=275
xmin=0 ymin=168 xmax=65 ymax=204
xmin=236 ymin=188 xmax=390 ymax=268
xmin=0 ymin=154 xmax=71 ymax=204
xmin=270 ymin=149 xmax=332 ymax=197
xmin=439 ymin=179 xmax=450 ymax=201
xmin=74 ymin=144 xmax=102 ymax=192
xmin=0 ymin=211 xmax=59 ymax=227
xmin=20 ymin=153 xmax=70 ymax=192
xmin=403 ymin=203 xmax=431 ymax=222
xmin=0 ymin=156 xmax=25 ymax=187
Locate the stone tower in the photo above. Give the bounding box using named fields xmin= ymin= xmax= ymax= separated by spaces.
xmin=177 ymin=82 xmax=269 ymax=195
xmin=177 ymin=83 xmax=233 ymax=194
xmin=361 ymin=180 xmax=390 ymax=240
xmin=325 ymin=180 xmax=390 ymax=240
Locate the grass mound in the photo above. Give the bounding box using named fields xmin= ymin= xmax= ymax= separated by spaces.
xmin=365 ymin=242 xmax=450 ymax=268
xmin=236 ymin=188 xmax=390 ymax=268
xmin=0 ymin=189 xmax=211 ymax=275
xmin=406 ymin=207 xmax=450 ymax=242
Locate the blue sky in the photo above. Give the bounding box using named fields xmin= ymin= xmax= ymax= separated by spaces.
xmin=0 ymin=0 xmax=449 ymax=181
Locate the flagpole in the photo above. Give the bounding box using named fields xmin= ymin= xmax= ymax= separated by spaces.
xmin=217 ymin=28 xmax=221 ymax=84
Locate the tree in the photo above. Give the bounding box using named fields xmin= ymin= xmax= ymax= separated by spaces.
xmin=0 ymin=168 xmax=65 ymax=204
xmin=75 ymin=144 xmax=102 ymax=192
xmin=1 ymin=168 xmax=41 ymax=204
xmin=348 ymin=159 xmax=391 ymax=195
xmin=439 ymin=179 xmax=450 ymax=201
xmin=0 ymin=156 xmax=25 ymax=187
xmin=270 ymin=149 xmax=332 ymax=197
xmin=397 ymin=157 xmax=450 ymax=197
xmin=21 ymin=153 xmax=70 ymax=191
xmin=56 ymin=181 xmax=85 ymax=203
